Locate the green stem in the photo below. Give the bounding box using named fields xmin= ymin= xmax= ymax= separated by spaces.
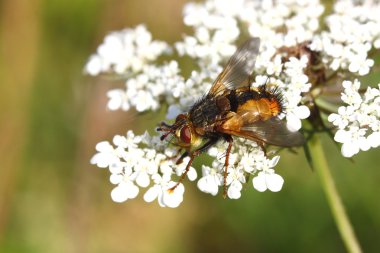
xmin=308 ymin=134 xmax=362 ymax=253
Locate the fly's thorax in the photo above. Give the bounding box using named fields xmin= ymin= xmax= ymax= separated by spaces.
xmin=189 ymin=95 xmax=227 ymax=128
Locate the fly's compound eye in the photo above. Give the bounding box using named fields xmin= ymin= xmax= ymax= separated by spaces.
xmin=180 ymin=126 xmax=191 ymax=144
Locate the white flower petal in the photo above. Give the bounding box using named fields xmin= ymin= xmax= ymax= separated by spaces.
xmin=266 ymin=173 xmax=284 ymax=192
xmin=110 ymin=174 xmax=123 ymax=184
xmin=368 ymin=132 xmax=380 ymax=148
xmin=143 ymin=185 xmax=160 ymax=203
xmin=136 ymin=172 xmax=150 ymax=187
xmin=125 ymin=182 xmax=139 ymax=199
xmin=162 ymin=182 xmax=185 ymax=208
xmin=111 ymin=186 xmax=129 ymax=203
xmin=107 ymin=90 xmax=125 ymax=111
xmin=111 ymin=182 xmax=139 ymax=203
xmin=109 ymin=162 xmax=124 ymax=174
xmin=334 ymin=129 xmax=349 ymax=143
xmin=286 ymin=113 xmax=302 ymax=132
xmin=197 ymin=172 xmax=220 ymax=196
xmin=270 ymin=156 xmax=280 ymax=167
xmin=295 ymin=105 xmax=310 ymax=119
xmin=227 ymin=181 xmax=242 ymax=199
xmin=253 ymin=173 xmax=267 ymax=192
xmin=341 ymin=142 xmax=359 ymax=158
xmin=85 ymin=55 xmax=102 ymax=76
xmin=187 ymin=168 xmax=197 ymax=181
xmin=95 ymin=141 xmax=113 ymax=152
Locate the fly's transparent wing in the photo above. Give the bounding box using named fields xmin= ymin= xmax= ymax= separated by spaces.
xmin=240 ymin=118 xmax=305 ymax=147
xmin=208 ymin=38 xmax=261 ymax=96
xmin=220 ymin=114 xmax=304 ymax=147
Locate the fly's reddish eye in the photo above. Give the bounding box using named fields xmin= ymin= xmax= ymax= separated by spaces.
xmin=180 ymin=126 xmax=191 ymax=143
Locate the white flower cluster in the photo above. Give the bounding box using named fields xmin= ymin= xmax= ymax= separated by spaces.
xmin=86 ymin=0 xmax=380 ymax=207
xmin=174 ymin=0 xmax=322 ymax=133
xmin=199 ymin=139 xmax=283 ymax=199
xmin=310 ymin=0 xmax=380 ymax=75
xmin=242 ymin=0 xmax=323 ymax=48
xmin=91 ymin=131 xmax=197 ymax=208
xmin=85 ymin=25 xmax=170 ymax=76
xmin=91 ymin=131 xmax=285 ymax=207
xmin=175 ymin=0 xmax=319 ymax=131
xmin=176 ymin=0 xmax=241 ymax=66
xmin=328 ymin=80 xmax=380 ymax=157
xmin=106 ymin=61 xmax=185 ymax=112
xmin=176 ymin=0 xmax=324 ymax=66
xmin=85 ymin=0 xmax=325 ymax=119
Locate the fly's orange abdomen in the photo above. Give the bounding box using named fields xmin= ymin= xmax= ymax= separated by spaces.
xmin=233 ymin=85 xmax=284 ymax=121
xmin=259 ymin=97 xmax=282 ymax=117
xmin=237 ymin=97 xmax=281 ymax=121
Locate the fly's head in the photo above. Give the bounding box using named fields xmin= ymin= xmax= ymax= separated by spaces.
xmin=157 ymin=113 xmax=202 ymax=151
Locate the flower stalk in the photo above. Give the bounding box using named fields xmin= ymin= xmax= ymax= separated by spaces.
xmin=309 ymin=134 xmax=362 ymax=253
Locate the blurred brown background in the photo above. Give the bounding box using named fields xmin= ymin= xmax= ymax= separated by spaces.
xmin=1 ymin=0 xmax=379 ymax=252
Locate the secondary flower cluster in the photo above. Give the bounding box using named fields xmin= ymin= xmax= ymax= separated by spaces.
xmin=85 ymin=25 xmax=170 ymax=76
xmin=328 ymin=79 xmax=380 ymax=157
xmin=310 ymin=0 xmax=380 ymax=75
xmin=86 ymin=0 xmax=380 ymax=207
xmin=106 ymin=61 xmax=185 ymax=112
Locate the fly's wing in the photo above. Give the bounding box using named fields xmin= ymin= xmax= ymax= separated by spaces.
xmin=219 ymin=112 xmax=304 ymax=147
xmin=208 ymin=38 xmax=261 ymax=96
xmin=241 ymin=118 xmax=304 ymax=147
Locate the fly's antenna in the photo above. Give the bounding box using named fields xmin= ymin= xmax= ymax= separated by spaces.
xmin=160 ymin=132 xmax=171 ymax=141
xmin=157 ymin=122 xmax=176 ymax=141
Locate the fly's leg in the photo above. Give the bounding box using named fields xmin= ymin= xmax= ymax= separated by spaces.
xmin=168 ymin=151 xmax=198 ymax=193
xmin=169 ymin=138 xmax=218 ymax=193
xmin=175 ymin=151 xmax=188 ymax=165
xmin=223 ymin=136 xmax=233 ymax=199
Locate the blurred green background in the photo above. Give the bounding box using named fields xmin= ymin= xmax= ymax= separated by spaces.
xmin=1 ymin=0 xmax=379 ymax=252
